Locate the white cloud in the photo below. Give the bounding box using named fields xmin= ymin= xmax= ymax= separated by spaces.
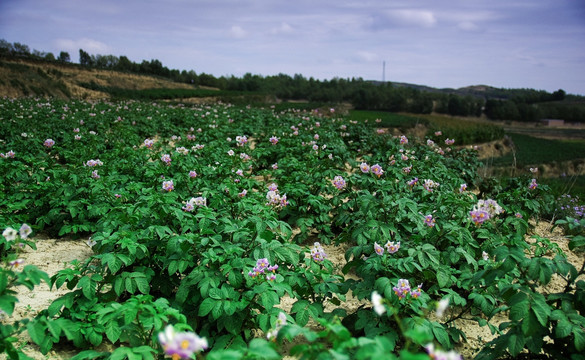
xmin=457 ymin=21 xmax=480 ymax=31
xmin=356 ymin=51 xmax=378 ymax=62
xmin=385 ymin=9 xmax=437 ymax=28
xmin=54 ymin=38 xmax=110 ymax=54
xmin=230 ymin=25 xmax=247 ymax=39
xmin=270 ymin=22 xmax=293 ymax=35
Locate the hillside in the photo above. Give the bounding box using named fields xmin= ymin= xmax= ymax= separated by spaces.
xmin=0 ymin=58 xmax=197 ymax=100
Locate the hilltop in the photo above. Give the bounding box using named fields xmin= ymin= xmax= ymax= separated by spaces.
xmin=0 ymin=58 xmax=197 ymax=100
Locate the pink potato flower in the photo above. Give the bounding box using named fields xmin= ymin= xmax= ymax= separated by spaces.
xmin=162 ymin=180 xmax=174 ymax=192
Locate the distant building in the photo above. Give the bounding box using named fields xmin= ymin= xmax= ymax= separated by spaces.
xmin=541 ymin=119 xmax=565 ymax=127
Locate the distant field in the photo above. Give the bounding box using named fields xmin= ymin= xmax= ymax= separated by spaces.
xmin=348 ymin=110 xmax=504 ymax=145
xmin=348 ymin=110 xmax=429 ymax=128
xmin=504 ymin=125 xmax=585 ymax=140
xmin=493 ymin=133 xmax=585 ymax=166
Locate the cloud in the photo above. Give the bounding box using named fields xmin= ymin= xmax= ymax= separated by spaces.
xmin=371 ymin=9 xmax=437 ymax=29
xmin=270 ymin=22 xmax=293 ymax=35
xmin=355 ymin=51 xmax=378 ymax=62
xmin=54 ymin=38 xmax=110 ymax=54
xmin=230 ymin=25 xmax=247 ymax=39
xmin=457 ymin=21 xmax=480 ymax=32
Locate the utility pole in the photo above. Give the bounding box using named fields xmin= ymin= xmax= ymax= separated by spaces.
xmin=382 ymin=61 xmax=386 ymax=83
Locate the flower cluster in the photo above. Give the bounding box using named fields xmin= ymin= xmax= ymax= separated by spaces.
xmin=445 ymin=138 xmax=455 ymax=145
xmin=407 ymin=177 xmax=418 ymax=187
xmin=144 ymin=138 xmax=154 ymax=148
xmin=162 ymin=180 xmax=174 ymax=192
xmin=9 ymin=258 xmax=24 ymax=269
xmin=459 ymin=183 xmax=467 ymax=193
xmin=43 ymin=138 xmax=55 ymax=148
xmin=91 ymin=170 xmax=100 ymax=179
xmin=236 ymin=135 xmax=248 ymax=146
xmin=469 ymin=199 xmax=503 ymax=226
xmin=392 ymin=279 xmax=423 ymax=300
xmin=556 ymin=194 xmax=585 ymax=219
xmin=266 ymin=190 xmax=288 ymax=208
xmin=266 ymin=312 xmax=287 ymax=341
xmin=189 ymin=170 xmax=197 ymax=178
xmin=332 ymin=175 xmax=346 ymax=190
xmin=269 ymin=136 xmax=279 ymax=145
xmin=248 ymin=258 xmax=278 ymax=281
xmin=238 ymin=189 xmax=247 ymax=198
xmin=422 ymin=179 xmax=440 ymax=192
xmin=310 ymin=242 xmax=327 ymax=261
xmin=424 ymin=214 xmax=435 ymax=227
xmin=0 ymin=150 xmax=15 ymax=158
xmin=399 ymin=135 xmax=408 ymax=144
xmin=158 ymin=325 xmax=208 ymax=360
xmin=84 ymin=159 xmax=103 ymax=167
xmin=3 ymin=223 xmax=32 ymax=241
xmin=371 ymin=164 xmax=384 ymax=177
xmin=371 ymin=291 xmax=386 ymax=315
xmin=373 ymin=241 xmax=400 ymax=255
xmin=424 ymin=343 xmax=462 ymax=360
xmin=529 ymin=178 xmax=538 ymax=190
xmin=182 ymin=196 xmax=206 ymax=212
xmin=359 ymin=162 xmax=370 ymax=173
xmin=175 ymin=146 xmax=189 ymax=155
xmin=161 ymin=154 xmax=171 ymax=165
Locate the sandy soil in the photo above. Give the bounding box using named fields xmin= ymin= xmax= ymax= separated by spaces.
xmin=8 ymin=220 xmax=584 ymax=359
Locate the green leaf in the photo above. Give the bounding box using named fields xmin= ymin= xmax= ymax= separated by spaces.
xmin=27 ymin=320 xmax=47 ymax=347
xmin=133 ymin=275 xmax=150 ymax=294
xmin=555 ymin=319 xmax=573 ymax=338
xmin=509 ymin=301 xmax=530 ymax=321
xmin=0 ymin=294 xmax=18 ymax=315
xmin=198 ymin=298 xmax=216 ymax=317
xmin=87 ymin=328 xmax=103 ymax=347
xmin=296 ymin=308 xmax=309 ymax=327
xmin=508 ymin=333 xmax=525 ymax=356
xmin=574 ymin=327 xmax=585 ymax=351
xmin=47 ymin=319 xmax=62 ymax=338
xmin=209 ymin=288 xmax=223 ymax=300
xmin=106 ymin=323 xmax=122 ymax=343
xmin=431 ymin=323 xmax=450 ymax=348
xmin=531 ymin=294 xmax=551 ymax=327
xmin=436 ymin=269 xmax=450 ymax=288
xmin=260 ymin=291 xmax=279 ymax=310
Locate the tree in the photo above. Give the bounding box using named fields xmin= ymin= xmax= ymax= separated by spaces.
xmin=12 ymin=42 xmax=30 ymax=57
xmin=79 ymin=49 xmax=92 ymax=66
xmin=115 ymin=56 xmax=134 ymax=72
xmin=551 ymin=89 xmax=566 ymax=101
xmin=58 ymin=51 xmax=70 ymax=63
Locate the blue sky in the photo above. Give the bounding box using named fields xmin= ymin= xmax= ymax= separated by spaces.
xmin=1 ymin=0 xmax=585 ymax=94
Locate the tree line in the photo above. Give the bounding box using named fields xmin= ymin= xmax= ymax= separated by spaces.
xmin=1 ymin=39 xmax=583 ymax=122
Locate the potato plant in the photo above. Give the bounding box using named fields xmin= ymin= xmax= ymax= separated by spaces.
xmin=0 ymin=98 xmax=583 ymax=360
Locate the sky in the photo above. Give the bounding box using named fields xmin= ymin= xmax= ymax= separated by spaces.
xmin=1 ymin=0 xmax=585 ymax=95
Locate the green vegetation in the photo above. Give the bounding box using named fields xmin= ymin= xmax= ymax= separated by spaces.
xmin=543 ymin=175 xmax=585 ymax=200
xmin=348 ymin=110 xmax=429 ymax=129
xmin=1 ymin=98 xmax=585 ymax=359
xmin=493 ymin=133 xmax=585 ymax=166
